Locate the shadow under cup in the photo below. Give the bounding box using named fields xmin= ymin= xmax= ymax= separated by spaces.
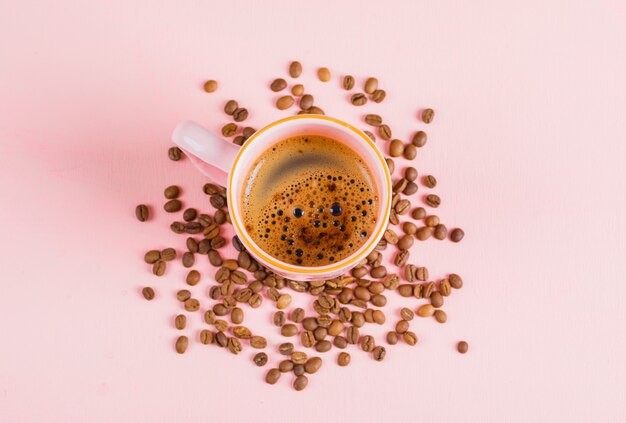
xmin=228 ymin=116 xmax=392 ymax=281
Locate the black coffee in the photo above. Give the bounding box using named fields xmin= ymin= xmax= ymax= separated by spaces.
xmin=242 ymin=135 xmax=379 ymax=266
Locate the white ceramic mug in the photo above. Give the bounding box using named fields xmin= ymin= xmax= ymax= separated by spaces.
xmin=172 ymin=115 xmax=392 ymax=281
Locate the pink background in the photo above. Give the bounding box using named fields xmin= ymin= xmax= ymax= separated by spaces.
xmin=1 ymin=1 xmax=625 ymax=422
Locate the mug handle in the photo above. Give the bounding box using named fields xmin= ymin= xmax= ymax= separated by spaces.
xmin=171 ymin=121 xmax=240 ymax=187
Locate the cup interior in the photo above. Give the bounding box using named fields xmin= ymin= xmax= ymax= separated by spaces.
xmin=227 ymin=115 xmax=391 ymax=275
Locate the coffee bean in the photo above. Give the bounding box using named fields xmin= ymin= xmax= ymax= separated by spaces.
xmin=346 ymin=326 xmax=360 ymax=344
xmin=199 ymin=329 xmax=214 ymax=345
xmin=378 ymin=125 xmax=392 ymax=141
xmin=224 ymin=100 xmax=238 ymax=115
xmin=338 ymin=352 xmax=351 ymax=366
xmin=175 ymin=336 xmax=188 ymax=353
xmin=395 ymin=250 xmax=410 ymax=267
xmin=254 ymin=352 xmax=268 ymax=366
xmin=422 ymin=281 xmax=435 ymax=298
xmin=450 ymin=228 xmax=465 ymax=243
xmin=291 ymin=351 xmax=308 ymax=364
xmin=228 ymin=307 xmax=243 ymax=325
xmin=449 ymin=273 xmax=463 ymax=289
xmin=393 ymin=178 xmax=408 ymax=194
xmin=365 ymin=114 xmax=383 ymax=126
xmin=303 ymin=357 xmax=322 ymax=374
xmin=210 ymin=236 xmax=226 ymax=249
xmin=425 ymin=215 xmax=439 ymax=227
xmin=372 ymin=346 xmax=386 ymax=361
xmin=277 ymin=342 xmax=294 ymax=356
xmin=266 ymin=368 xmax=281 ymax=384
xmin=395 ymin=199 xmax=411 ymax=215
xmin=299 ymin=94 xmax=314 ymax=110
xmin=416 ymin=226 xmax=432 ymax=241
xmin=289 ymin=84 xmax=304 ymax=97
xmin=457 ymin=341 xmax=469 ymax=354
xmin=152 ymin=261 xmax=166 ymax=276
xmin=233 ymin=326 xmax=252 ymax=339
xmin=289 ymin=61 xmax=302 ymax=78
xmin=422 ymin=108 xmax=434 ymax=123
xmin=426 ymin=194 xmax=441 ymax=209
xmin=213 ymin=209 xmax=227 ymax=225
xmin=281 ymin=324 xmax=298 ymax=337
xmin=398 ymin=284 xmax=414 ymax=297
xmin=184 ymin=270 xmax=200 ymax=286
xmin=210 ymin=194 xmax=226 ymax=209
xmin=403 ymin=181 xmax=418 ymax=196
xmin=430 ymin=291 xmax=444 ymax=308
xmin=144 ymin=250 xmax=161 ymax=264
xmin=370 ymin=266 xmax=387 ymax=279
xmin=186 ymin=237 xmax=198 ymax=253
xmin=205 ymin=250 xmax=221 ymax=267
xmin=233 ymin=135 xmax=245 ymax=146
xmin=269 ymin=312 xmax=286 ymax=329
xmin=424 ymin=175 xmax=437 ymax=188
xmin=203 ymin=183 xmax=221 ymax=196
xmin=168 ymin=146 xmax=183 ymax=161
xmin=343 ymin=75 xmax=355 ymax=90
xmin=308 ymin=106 xmax=325 ymax=115
xmin=142 ymin=287 xmax=155 ymax=300
xmin=385 ymin=332 xmax=398 ymax=345
xmin=360 ymin=131 xmax=376 ymax=144
xmin=384 ymin=228 xmax=398 ymax=244
xmin=351 ymin=266 xmax=368 ymax=278
xmin=276 ymin=294 xmax=292 ymax=310
xmin=403 ymin=168 xmax=417 ymax=182
xmin=371 ymin=89 xmax=386 ymax=103
xmin=300 ymin=330 xmax=314 ymax=348
xmin=351 ymin=93 xmax=367 ymax=106
xmin=417 ymin=304 xmax=435 ymax=317
xmin=270 ymin=78 xmax=287 ymax=92
xmin=385 ymin=158 xmax=395 ymax=174
xmin=184 ymin=298 xmax=200 ymax=312
xmin=434 ymin=224 xmax=447 ymax=240
xmin=279 ymin=360 xmax=294 ymax=373
xmin=412 ymin=131 xmax=427 ymax=147
xmin=317 ymin=67 xmax=331 ymax=82
xmin=361 ymin=335 xmax=375 ymax=352
xmin=333 ymin=336 xmax=348 ymax=349
xmin=395 ymin=319 xmax=410 ymax=334
xmin=403 ymin=331 xmax=418 ymax=346
xmin=405 ymin=265 xmax=417 ymax=282
xmin=135 ymin=204 xmax=149 ymax=222
xmin=276 ymin=95 xmax=295 ymax=110
xmin=174 ymin=290 xmax=190 ymax=304
xmin=315 ymin=340 xmax=332 ymax=352
xmin=399 ymin=235 xmax=415 ymax=251
xmin=241 ymin=127 xmax=256 ymax=139
xmin=314 ymin=326 xmax=328 ymax=341
xmin=364 ymin=77 xmax=378 ymax=94
xmin=434 ymin=309 xmax=447 ymax=323
xmin=373 ymin=310 xmax=386 ymax=324
xmin=227 ymin=337 xmax=242 ymax=354
xmin=169 ymin=221 xmax=184 ymax=234
xmin=180 ymin=252 xmax=194 ymax=268
xmin=352 ymin=311 xmax=365 ymax=327
xmin=159 ymin=247 xmax=177 ymax=260
xmin=294 ymin=374 xmax=308 ymax=391
xmin=384 ymin=274 xmax=400 ymax=290
xmin=164 ymin=199 xmax=182 ymax=213
xmin=221 ymin=123 xmax=237 ymax=137
xmin=389 ymin=139 xmax=403 ymax=157
xmin=411 ymin=207 xmax=426 ymax=219
xmin=174 ymin=314 xmax=186 ymax=330
xmin=328 ymin=320 xmax=344 ymax=337
xmin=439 ymin=278 xmax=452 ymax=297
xmin=404 ymin=144 xmax=417 ymax=160
xmin=215 ymin=331 xmax=228 ymax=347
xmin=233 ymin=108 xmax=248 ymax=122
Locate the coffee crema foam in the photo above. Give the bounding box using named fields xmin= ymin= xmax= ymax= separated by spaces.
xmin=241 ymin=135 xmax=379 ymax=267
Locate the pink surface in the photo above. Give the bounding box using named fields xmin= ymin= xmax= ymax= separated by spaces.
xmin=0 ymin=1 xmax=625 ymax=422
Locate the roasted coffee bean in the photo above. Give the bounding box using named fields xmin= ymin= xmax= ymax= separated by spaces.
xmin=200 ymin=330 xmax=214 ymax=345
xmin=403 ymin=181 xmax=418 ymax=195
xmin=371 ymin=89 xmax=386 ymax=103
xmin=422 ymin=108 xmax=434 ymax=123
xmin=174 ymin=314 xmax=186 ymax=330
xmin=276 ymin=294 xmax=292 ymax=309
xmin=370 ymin=266 xmax=387 ymax=279
xmin=281 ymin=324 xmax=298 ymax=337
xmin=449 ymin=273 xmax=463 ymax=289
xmin=417 ymin=304 xmax=435 ymax=317
xmin=186 ymin=237 xmax=198 ymax=253
xmin=398 ymin=284 xmax=414 ymax=297
xmin=361 ymin=335 xmax=375 ymax=352
xmin=333 ymin=336 xmax=348 ymax=349
xmin=181 ymin=208 xmax=197 ymax=222
xmin=291 ymin=351 xmax=308 ymax=364
xmin=417 ymin=267 xmax=429 ymax=281
xmin=215 ymin=331 xmax=228 ymax=347
xmin=173 ymin=288 xmax=190 ymax=303
xmin=229 ymin=307 xmax=244 ymax=324
xmin=294 ymin=364 xmax=305 ymax=376
xmin=214 ymin=320 xmax=229 ymax=333
xmin=351 ymin=266 xmax=368 ymax=278
xmin=450 ymin=228 xmax=465 ymax=242
xmin=363 ymin=130 xmax=376 ymax=143
xmin=213 ymin=209 xmax=227 ymax=225
xmin=230 ymin=134 xmax=242 ymax=144
xmin=338 ymin=352 xmax=351 ymax=366
xmin=398 ymin=308 xmax=414 ymax=322
xmin=395 ymin=199 xmax=411 ymax=215
xmin=375 ymin=125 xmax=390 ymax=142
xmin=265 ymin=368 xmax=281 ymax=384
xmin=302 ymin=317 xmax=318 ymax=331
xmin=289 ymin=308 xmax=305 ymax=323
xmin=317 ymin=67 xmax=331 ymax=82
xmin=422 ymin=281 xmax=435 ymax=298
xmin=351 ymin=93 xmax=367 ymax=106
xmin=168 ymin=146 xmax=183 ymax=161
xmin=402 ymin=222 xmax=417 ymax=235
xmin=411 ymin=207 xmax=426 ymax=220
xmin=403 ymin=142 xmax=416 ymax=159
xmin=343 ymin=75 xmax=355 ymax=90
xmin=398 ymin=235 xmax=414 ymax=250
xmin=412 ymin=131 xmax=427 ymax=148
xmin=315 ymin=340 xmax=332 ymax=352
xmin=439 ymin=278 xmax=452 ymax=296
xmin=164 ymin=199 xmax=182 ymax=213
xmin=254 ymin=352 xmax=268 ymax=366
xmin=233 ymin=108 xmax=248 ymax=122
xmin=299 ymin=94 xmax=314 ymax=110
xmin=291 ymin=84 xmax=304 ymax=96
xmin=372 ymin=346 xmax=386 ymax=361
xmin=273 ymin=311 xmax=286 ymax=327
xmin=384 ymin=274 xmax=400 ymax=290
xmin=294 ymin=375 xmax=308 ymax=391
xmin=313 ymin=327 xmax=328 ymax=341
xmin=434 ymin=309 xmax=447 ymax=323
xmin=434 ymin=224 xmax=448 ymax=240
xmin=393 ymin=178 xmax=408 ymax=194
xmin=135 ymin=204 xmax=149 ymax=222
xmin=371 ymin=294 xmax=387 ymax=307
xmin=364 ymin=309 xmax=374 ymax=324
xmin=365 ymin=114 xmax=382 ymax=126
xmin=270 ymin=78 xmax=287 ymax=92
xmin=231 ymin=236 xmax=245 ymax=252
xmin=152 ymin=261 xmax=166 ymax=276
xmin=396 ymin=319 xmax=410 ymax=334
xmin=221 ymin=123 xmax=237 ymax=137
xmin=233 ymin=326 xmax=252 ymax=339
xmin=210 ymin=236 xmax=226 ymax=249
xmin=328 ymin=320 xmax=344 ymax=337
xmin=389 ymin=139 xmax=403 ymax=157
xmin=236 ymin=251 xmax=251 ymax=270
xmin=185 ymin=270 xmax=200 ymax=286
xmin=175 ymin=336 xmax=188 ymax=354
xmin=144 ymin=250 xmax=161 ymax=264
xmin=386 ymin=331 xmax=398 ymax=345
xmin=289 ymin=61 xmax=302 ymax=78
xmin=185 ymin=222 xmax=202 ymax=234
xmin=206 ymin=250 xmax=221 ymax=267
xmin=183 ymin=298 xmax=199 ymax=312
xmin=308 ymin=106 xmax=325 ymax=115
xmin=425 ymin=215 xmax=440 ymax=227
xmin=276 ymin=95 xmax=295 ymax=110
xmin=364 ymin=77 xmax=378 ymax=94
xmin=170 ymin=222 xmax=185 ymax=234
xmin=301 ymin=331 xmax=315 ymax=348
xmin=383 ymin=228 xmax=398 ymax=244
xmin=394 ymin=250 xmax=409 ymax=267
xmin=422 ymin=174 xmax=437 ymax=189
xmin=416 ymin=226 xmax=432 ymax=241
xmin=160 ymin=247 xmax=177 ymax=260
xmin=279 ymin=342 xmax=294 ymax=355
xmin=372 ymin=310 xmax=386 ymax=324
xmin=203 ymin=224 xmax=220 ymax=239
xmin=142 ymin=287 xmax=155 ymax=300
xmin=425 ymin=194 xmax=441 ymax=208
xmin=404 ymin=167 xmax=418 ymax=182
xmin=279 ymin=360 xmax=294 ymax=372
xmin=457 ymin=341 xmax=469 ymax=354
xmin=181 ymin=252 xmax=194 ymax=268
xmin=430 ymin=291 xmax=444 ymax=308
xmin=385 ymin=158 xmax=395 ymax=174
xmin=346 ymin=326 xmax=360 ymax=344
xmin=368 ymin=281 xmax=384 ymax=294
xmin=404 ymin=331 xmax=418 ymax=346
xmin=414 ymin=285 xmax=423 ymax=300
xmin=203 ymin=79 xmax=218 ymax=93
xmin=304 ymin=357 xmax=322 ymax=374
xmin=405 ymin=265 xmax=417 ymax=282
xmin=210 ymin=194 xmax=226 ymax=210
